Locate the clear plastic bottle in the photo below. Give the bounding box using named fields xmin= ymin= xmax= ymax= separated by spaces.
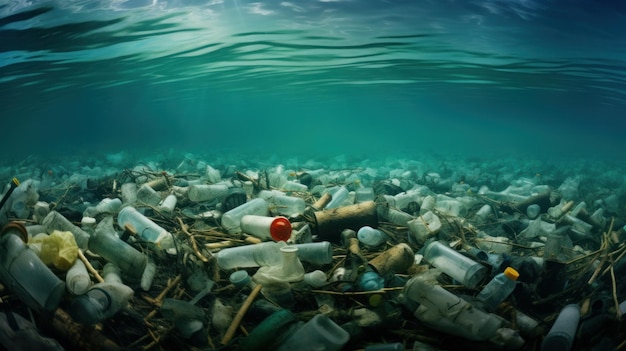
xmin=187 ymin=184 xmax=229 ymax=202
xmin=476 ymin=267 xmax=519 ymax=312
xmin=423 ymin=241 xmax=487 ymax=289
xmin=221 ymin=198 xmax=269 ymax=234
xmin=325 ymin=186 xmax=349 ymax=209
xmin=66 ymin=258 xmax=91 ymax=295
xmin=117 ymin=206 xmax=173 ymax=250
xmin=88 ymin=216 xmax=147 ymax=282
xmin=0 ymin=222 xmax=65 ymax=314
xmin=42 ymin=211 xmax=91 ymax=250
xmin=401 ymin=276 xmax=504 ymax=341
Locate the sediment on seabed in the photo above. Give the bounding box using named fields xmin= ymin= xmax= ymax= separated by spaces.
xmin=0 ymin=152 xmax=624 ymax=351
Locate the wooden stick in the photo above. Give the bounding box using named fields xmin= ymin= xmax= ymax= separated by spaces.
xmin=144 ymin=275 xmax=182 ymax=322
xmin=220 ymin=284 xmax=263 ymax=345
xmin=78 ymin=249 xmax=104 ymax=283
xmin=176 ymin=217 xmax=209 ymax=263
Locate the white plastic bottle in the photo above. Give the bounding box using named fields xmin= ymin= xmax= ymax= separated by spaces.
xmin=476 ymin=267 xmax=519 ymax=312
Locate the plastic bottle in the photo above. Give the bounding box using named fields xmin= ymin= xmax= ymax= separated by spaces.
xmin=292 ymin=241 xmax=334 ymax=265
xmin=136 ymin=183 xmax=162 ymax=206
xmin=240 ymin=215 xmax=292 ymax=241
xmin=88 ymin=217 xmax=147 ymax=282
xmin=229 ymin=270 xmax=251 ymax=289
xmin=158 ymin=194 xmax=177 ymax=217
xmin=476 ymin=267 xmax=519 ymax=312
xmin=541 ymin=304 xmax=581 ymax=351
xmin=215 ymin=241 xmax=284 ymax=269
xmin=357 ymin=226 xmax=386 ymax=248
xmin=422 ymin=241 xmax=487 ymax=289
xmin=187 ymin=184 xmax=229 ymax=202
xmin=66 ymin=258 xmax=91 ymax=295
xmin=0 ymin=222 xmax=65 ymax=314
xmin=84 ymin=198 xmax=122 ymax=218
xmin=69 ymin=264 xmax=134 ymax=325
xmin=120 ymin=183 xmax=138 ymax=205
xmin=303 ymin=270 xmax=327 ymax=288
xmin=42 ymin=211 xmax=91 ymax=250
xmin=221 ymin=198 xmax=269 ymax=234
xmin=117 ymin=206 xmax=174 ymax=250
xmin=275 ymin=314 xmax=349 ymax=351
xmin=401 ymin=276 xmax=503 ymax=341
xmin=325 ymin=186 xmax=349 ymax=209
xmin=270 ymin=194 xmax=306 ymax=217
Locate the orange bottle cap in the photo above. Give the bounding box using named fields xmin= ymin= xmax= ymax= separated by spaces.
xmin=269 ymin=217 xmax=292 ymax=241
xmin=504 ymin=267 xmax=520 ymax=281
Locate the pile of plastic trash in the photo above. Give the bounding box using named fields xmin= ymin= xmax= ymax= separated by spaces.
xmin=0 ymin=151 xmax=624 ymax=351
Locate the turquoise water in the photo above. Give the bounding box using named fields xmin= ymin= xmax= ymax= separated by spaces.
xmin=1 ymin=1 xmax=626 ymax=161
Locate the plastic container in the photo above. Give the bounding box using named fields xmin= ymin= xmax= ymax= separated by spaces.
xmin=215 ymin=241 xmax=284 ymax=269
xmin=240 ymin=215 xmax=292 ymax=241
xmin=229 ymin=270 xmax=251 ymax=289
xmin=84 ymin=198 xmax=122 ymax=217
xmin=117 ymin=206 xmax=173 ymax=250
xmin=0 ymin=222 xmax=65 ymax=314
xmin=541 ymin=304 xmax=581 ymax=351
xmin=423 ymin=241 xmax=487 ymax=289
xmin=66 ymin=258 xmax=91 ymax=295
xmin=158 ymin=194 xmax=177 ymax=217
xmin=275 ymin=314 xmax=349 ymax=351
xmin=357 ymin=226 xmax=386 ymax=248
xmin=88 ymin=217 xmax=147 ymax=282
xmin=136 ymin=183 xmax=162 ymax=206
xmin=355 ymin=187 xmax=375 ymax=203
xmin=42 ymin=210 xmax=91 ymax=250
xmin=526 ymin=204 xmax=541 ymax=219
xmin=385 ymin=208 xmax=414 ymax=226
xmin=281 ymin=181 xmax=308 ymax=192
xmin=325 ymin=186 xmax=350 ymax=209
xmin=69 ymin=275 xmax=134 ymax=325
xmin=303 ymin=270 xmax=327 ymax=288
xmin=476 ymin=267 xmax=519 ymax=312
xmin=254 ymin=245 xmax=305 ymax=283
xmin=187 ymin=184 xmax=229 ymax=202
xmin=357 ymin=269 xmax=385 ymax=291
xmin=402 ymin=276 xmax=503 ymax=341
xmin=221 ymin=198 xmax=269 ymax=234
xmin=270 ymin=194 xmax=306 ymax=217
xmin=292 ymin=241 xmax=334 ymax=265
xmin=120 ymin=183 xmax=137 ymax=204
xmin=407 ymin=211 xmax=441 ymax=244
xmin=238 ymin=309 xmax=299 ymax=351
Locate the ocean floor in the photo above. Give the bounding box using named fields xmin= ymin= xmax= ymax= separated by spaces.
xmin=0 ymin=150 xmax=624 ymax=351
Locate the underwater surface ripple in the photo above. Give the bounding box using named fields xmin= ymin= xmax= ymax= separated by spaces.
xmin=1 ymin=0 xmax=626 ymax=160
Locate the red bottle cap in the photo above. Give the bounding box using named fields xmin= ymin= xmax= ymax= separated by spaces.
xmin=269 ymin=217 xmax=292 ymax=241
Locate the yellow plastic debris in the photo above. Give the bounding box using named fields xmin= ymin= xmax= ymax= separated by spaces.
xmin=29 ymin=230 xmax=78 ymax=271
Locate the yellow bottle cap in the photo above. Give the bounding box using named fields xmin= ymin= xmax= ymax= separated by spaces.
xmin=504 ymin=267 xmax=520 ymax=281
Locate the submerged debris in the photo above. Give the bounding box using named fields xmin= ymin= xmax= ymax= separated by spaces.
xmin=0 ymin=152 xmax=624 ymax=351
